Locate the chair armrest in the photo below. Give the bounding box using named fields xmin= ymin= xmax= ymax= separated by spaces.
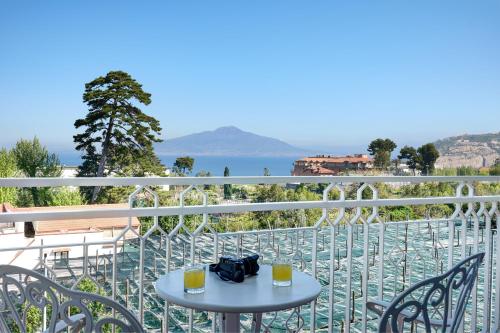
xmin=367 ymin=299 xmax=392 ymax=316
xmin=367 ymin=299 xmax=445 ymax=328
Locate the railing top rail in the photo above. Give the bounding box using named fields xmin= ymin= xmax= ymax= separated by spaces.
xmin=0 ymin=195 xmax=498 ymax=223
xmin=0 ymin=175 xmax=498 ymax=187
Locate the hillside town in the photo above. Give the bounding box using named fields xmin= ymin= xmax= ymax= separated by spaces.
xmin=292 ymin=154 xmax=374 ymax=176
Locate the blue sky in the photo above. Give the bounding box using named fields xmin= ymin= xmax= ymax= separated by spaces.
xmin=0 ymin=1 xmax=499 ymax=153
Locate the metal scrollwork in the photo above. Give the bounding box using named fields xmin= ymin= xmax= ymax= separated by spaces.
xmin=378 ymin=252 xmax=484 ymax=333
xmin=0 ymin=265 xmax=144 ymax=333
xmin=285 ymin=307 xmax=304 ymax=332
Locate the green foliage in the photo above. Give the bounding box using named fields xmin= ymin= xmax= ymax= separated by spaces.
xmin=232 ymin=185 xmax=249 ymax=200
xmin=48 ymin=187 xmax=85 ymax=206
xmin=457 ymin=166 xmax=479 ymax=176
xmin=490 ymin=159 xmax=500 ymax=176
xmin=8 ymin=305 xmax=43 ymax=333
xmin=25 ymin=306 xmax=42 ymax=333
xmin=417 ymin=143 xmax=440 ymax=175
xmin=432 ymin=166 xmax=483 ymax=176
xmin=12 ymin=137 xmax=62 ymax=207
xmin=195 ymin=170 xmax=212 ymax=177
xmin=10 ymin=304 xmax=43 ymax=333
xmin=12 ymin=137 xmax=61 ymax=179
xmin=432 ymin=168 xmax=458 ymax=176
xmin=367 ymin=138 xmax=397 ymax=169
xmin=196 ymin=170 xmax=215 ymax=190
xmin=223 ymin=166 xmax=232 ymax=199
xmin=251 ymin=184 xmax=322 ymax=229
xmin=74 ymin=71 xmax=164 ymax=202
xmin=398 ymin=145 xmax=418 ymax=174
xmin=75 ymin=278 xmax=109 ymax=330
xmin=380 ymin=206 xmax=414 ymax=221
xmin=96 ymin=186 xmax=136 ymax=204
xmin=0 ymin=148 xmax=18 ymax=204
xmin=173 ymin=156 xmax=194 ymax=175
xmin=397 ymin=143 xmax=440 ymax=175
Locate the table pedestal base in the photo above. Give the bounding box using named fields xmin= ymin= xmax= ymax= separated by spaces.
xmin=219 ymin=313 xmax=263 ymax=332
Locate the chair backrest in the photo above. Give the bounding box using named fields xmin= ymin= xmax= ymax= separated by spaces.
xmin=379 ymin=252 xmax=484 ymax=333
xmin=0 ymin=265 xmax=144 ymax=333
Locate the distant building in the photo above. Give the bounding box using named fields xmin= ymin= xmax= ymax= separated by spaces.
xmin=61 ymin=166 xmax=78 ymax=178
xmin=0 ymin=203 xmax=140 ymax=269
xmin=292 ymin=154 xmax=373 ymax=176
xmin=61 ymin=166 xmax=171 ymax=191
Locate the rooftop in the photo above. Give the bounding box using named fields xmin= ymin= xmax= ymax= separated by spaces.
xmin=3 ymin=203 xmax=140 ymax=234
xmin=299 ymin=154 xmax=373 ymax=163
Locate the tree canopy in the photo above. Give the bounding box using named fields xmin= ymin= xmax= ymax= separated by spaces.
xmin=490 ymin=159 xmax=500 ymax=176
xmin=0 ymin=148 xmax=18 ymax=204
xmin=417 ymin=143 xmax=440 ymax=175
xmin=12 ymin=137 xmax=62 ymax=206
xmin=398 ymin=145 xmax=418 ymax=174
xmin=367 ymin=138 xmax=397 ymax=169
xmin=223 ymin=166 xmax=232 ymax=199
xmin=73 ymin=71 xmax=164 ymax=202
xmin=173 ymin=156 xmax=194 ymax=175
xmin=397 ymin=143 xmax=440 ymax=175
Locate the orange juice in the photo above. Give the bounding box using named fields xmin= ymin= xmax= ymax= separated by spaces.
xmin=184 ymin=267 xmax=205 ymax=293
xmin=272 ymin=262 xmax=292 ymax=286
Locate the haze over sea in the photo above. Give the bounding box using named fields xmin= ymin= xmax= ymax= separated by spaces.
xmin=59 ymin=152 xmax=297 ymax=176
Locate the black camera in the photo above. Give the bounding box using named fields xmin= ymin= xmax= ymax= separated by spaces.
xmin=209 ymin=255 xmax=260 ymax=283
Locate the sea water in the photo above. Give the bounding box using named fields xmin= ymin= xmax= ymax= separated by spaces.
xmin=59 ymin=152 xmax=299 ymax=176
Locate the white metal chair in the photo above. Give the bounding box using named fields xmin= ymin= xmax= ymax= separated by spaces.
xmin=367 ymin=252 xmax=484 ymax=333
xmin=0 ymin=265 xmax=145 ymax=333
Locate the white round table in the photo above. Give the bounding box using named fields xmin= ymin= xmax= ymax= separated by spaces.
xmin=154 ymin=265 xmax=321 ymax=332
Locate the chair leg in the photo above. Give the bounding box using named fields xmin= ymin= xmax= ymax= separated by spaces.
xmin=397 ymin=315 xmax=405 ymax=333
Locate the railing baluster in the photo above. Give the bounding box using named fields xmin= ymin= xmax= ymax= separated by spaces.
xmin=378 ymin=221 xmax=385 ymax=301
xmin=471 ymin=208 xmax=479 ymax=331
xmin=361 ymin=220 xmax=369 ymax=331
xmin=212 ymin=232 xmax=219 ymax=333
xmin=112 ymin=241 xmax=117 ymax=333
xmin=310 ymin=227 xmax=318 ymax=332
xmin=165 ymin=237 xmax=171 ymax=332
xmin=328 ymin=226 xmax=336 ymax=333
xmin=481 ymin=203 xmax=492 ymax=332
xmin=139 ymin=237 xmax=145 ymax=324
xmin=494 ymin=206 xmax=500 ymax=331
xmin=344 ymin=223 xmax=353 ymax=332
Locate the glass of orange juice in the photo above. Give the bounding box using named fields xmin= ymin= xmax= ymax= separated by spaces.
xmin=184 ymin=264 xmax=205 ymax=294
xmin=272 ymin=258 xmax=292 ymax=286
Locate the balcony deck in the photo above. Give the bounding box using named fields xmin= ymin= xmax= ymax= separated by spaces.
xmin=0 ymin=176 xmax=499 ymax=332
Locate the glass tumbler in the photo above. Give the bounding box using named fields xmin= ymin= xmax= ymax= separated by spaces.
xmin=184 ymin=264 xmax=205 ymax=294
xmin=272 ymin=258 xmax=292 ymax=286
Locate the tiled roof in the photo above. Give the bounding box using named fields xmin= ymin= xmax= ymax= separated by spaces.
xmin=5 ymin=203 xmax=140 ymax=234
xmin=308 ymin=166 xmax=337 ymax=175
xmin=300 ymin=156 xmax=373 ymax=163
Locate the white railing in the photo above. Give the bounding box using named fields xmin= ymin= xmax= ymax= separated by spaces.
xmin=0 ymin=176 xmax=499 ymax=332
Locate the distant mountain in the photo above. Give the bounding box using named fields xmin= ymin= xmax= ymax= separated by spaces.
xmin=156 ymin=126 xmax=313 ymax=157
xmin=434 ymin=132 xmax=500 ymax=168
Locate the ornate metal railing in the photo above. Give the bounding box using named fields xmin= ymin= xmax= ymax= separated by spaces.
xmin=0 ymin=176 xmax=498 ymax=332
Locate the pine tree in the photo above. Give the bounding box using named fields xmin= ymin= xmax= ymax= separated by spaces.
xmin=173 ymin=156 xmax=194 ymax=175
xmin=417 ymin=143 xmax=440 ymax=175
xmin=367 ymin=138 xmax=397 ymax=169
xmin=223 ymin=166 xmax=232 ymax=199
xmin=398 ymin=146 xmax=418 ymax=175
xmin=74 ymin=71 xmax=164 ymax=202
